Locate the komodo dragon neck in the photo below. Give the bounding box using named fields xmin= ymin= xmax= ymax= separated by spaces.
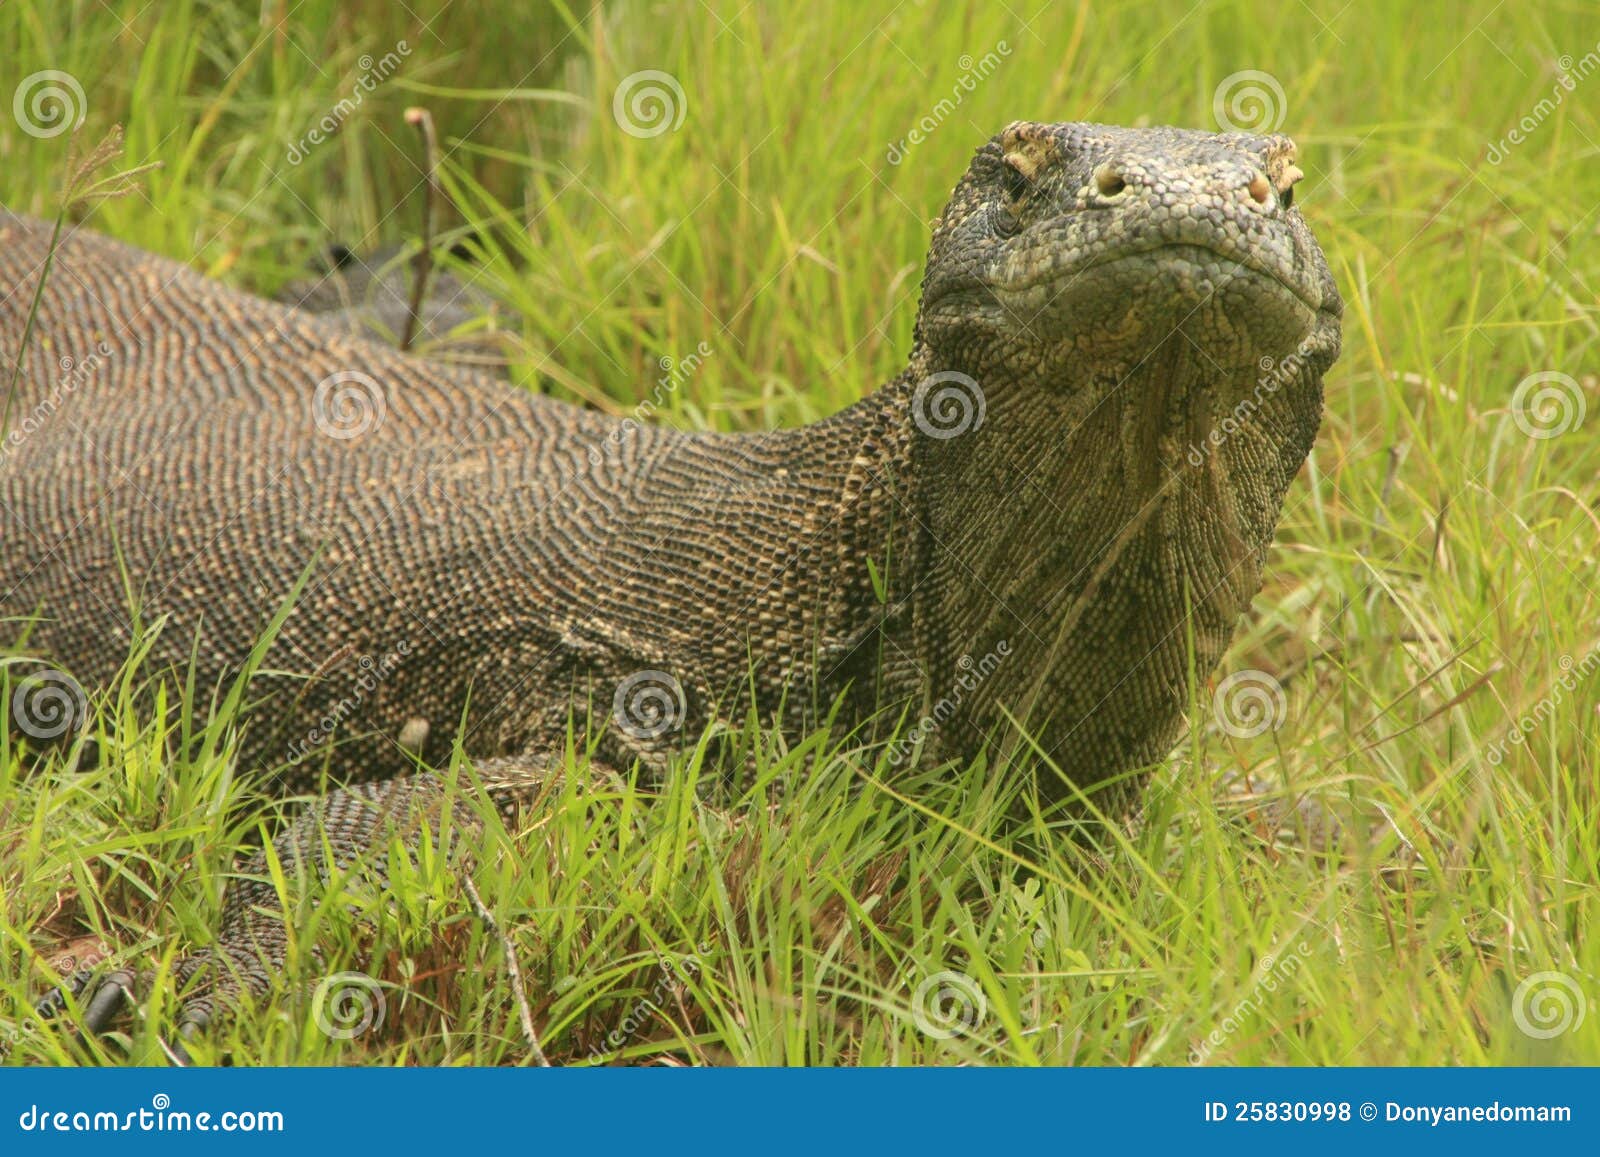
xmin=812 ymin=120 xmax=1340 ymax=802
xmin=878 ymin=340 xmax=1318 ymax=805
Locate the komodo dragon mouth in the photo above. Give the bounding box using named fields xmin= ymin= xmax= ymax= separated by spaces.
xmin=1 ymin=118 xmax=1340 ymax=1037
xmin=1037 ymin=242 xmax=1330 ymax=315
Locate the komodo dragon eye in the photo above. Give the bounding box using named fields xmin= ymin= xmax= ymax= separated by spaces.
xmin=1277 ymin=163 xmax=1305 ymax=211
xmin=994 ymin=153 xmax=1041 ymax=236
xmin=1001 ymin=157 xmax=1032 ymax=202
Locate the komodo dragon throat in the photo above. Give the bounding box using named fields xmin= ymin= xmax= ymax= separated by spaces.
xmin=1 ymin=121 xmax=1341 ymax=1031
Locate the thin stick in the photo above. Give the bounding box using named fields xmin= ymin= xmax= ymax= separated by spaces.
xmin=400 ymin=107 xmax=442 ymax=352
xmin=1 ymin=212 xmax=65 ymax=442
xmin=6 ymin=127 xmax=158 ymax=453
xmin=461 ymin=873 xmax=549 ymax=1066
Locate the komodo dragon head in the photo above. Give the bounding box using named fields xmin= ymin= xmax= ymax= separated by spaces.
xmin=897 ymin=121 xmax=1342 ymax=806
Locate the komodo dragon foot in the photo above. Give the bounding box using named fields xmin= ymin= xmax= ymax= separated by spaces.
xmin=34 ymin=965 xmax=137 ymax=1035
xmin=34 ymin=757 xmax=551 ymax=1056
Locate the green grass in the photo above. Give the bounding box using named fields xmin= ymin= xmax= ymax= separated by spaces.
xmin=3 ymin=0 xmax=1599 ymax=1065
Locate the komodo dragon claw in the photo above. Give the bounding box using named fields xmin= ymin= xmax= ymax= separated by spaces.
xmin=33 ymin=965 xmax=137 ymax=1039
xmin=79 ymin=969 xmax=136 ymax=1034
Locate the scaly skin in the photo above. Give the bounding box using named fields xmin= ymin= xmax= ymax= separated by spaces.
xmin=0 ymin=121 xmax=1340 ymax=1031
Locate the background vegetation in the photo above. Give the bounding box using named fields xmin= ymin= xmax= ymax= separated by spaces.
xmin=2 ymin=0 xmax=1597 ymax=1065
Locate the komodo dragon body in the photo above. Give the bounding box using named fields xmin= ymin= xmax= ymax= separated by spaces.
xmin=278 ymin=238 xmax=513 ymax=369
xmin=0 ymin=121 xmax=1341 ymax=1029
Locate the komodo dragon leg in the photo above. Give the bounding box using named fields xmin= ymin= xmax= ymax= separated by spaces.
xmin=37 ymin=753 xmax=561 ymax=1043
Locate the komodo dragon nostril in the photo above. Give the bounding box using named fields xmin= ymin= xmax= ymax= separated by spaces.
xmin=1094 ymin=163 xmax=1127 ymax=196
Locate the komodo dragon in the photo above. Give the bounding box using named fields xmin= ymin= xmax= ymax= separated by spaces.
xmin=0 ymin=121 xmax=1342 ymax=1036
xmin=278 ymin=237 xmax=513 ymax=370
